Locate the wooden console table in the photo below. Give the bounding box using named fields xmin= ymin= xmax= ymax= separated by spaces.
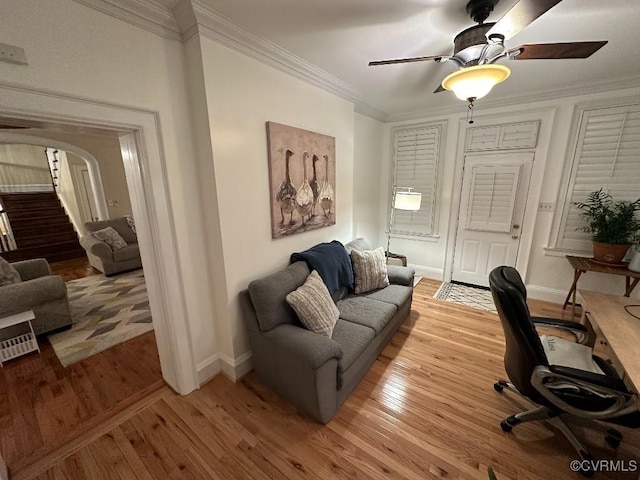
xmin=563 ymin=256 xmax=640 ymax=315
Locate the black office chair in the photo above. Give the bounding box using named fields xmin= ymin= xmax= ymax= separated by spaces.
xmin=489 ymin=266 xmax=640 ymax=477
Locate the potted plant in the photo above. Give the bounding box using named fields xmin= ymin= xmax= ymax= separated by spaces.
xmin=575 ymin=189 xmax=640 ymax=265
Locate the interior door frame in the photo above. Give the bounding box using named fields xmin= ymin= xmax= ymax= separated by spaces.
xmin=444 ymin=108 xmax=556 ymax=284
xmin=71 ymin=162 xmax=98 ymax=223
xmin=0 ymin=81 xmax=198 ymax=395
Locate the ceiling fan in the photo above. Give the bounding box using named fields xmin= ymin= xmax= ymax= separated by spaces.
xmin=369 ymin=0 xmax=607 ymax=103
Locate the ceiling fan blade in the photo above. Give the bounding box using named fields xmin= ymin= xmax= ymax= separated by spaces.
xmin=510 ymin=41 xmax=608 ymax=60
xmin=369 ymin=55 xmax=444 ymax=66
xmin=433 ymin=84 xmax=446 ymax=94
xmin=487 ymin=0 xmax=562 ymax=41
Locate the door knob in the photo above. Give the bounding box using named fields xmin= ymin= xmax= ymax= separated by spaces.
xmin=512 ymin=224 xmax=520 ymax=229
xmin=512 ymin=234 xmax=519 ymax=239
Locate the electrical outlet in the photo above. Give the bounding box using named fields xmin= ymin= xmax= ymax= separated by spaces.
xmin=108 ymin=200 xmax=114 ymax=207
xmin=538 ymin=202 xmax=555 ymax=212
xmin=0 ymin=42 xmax=27 ymax=65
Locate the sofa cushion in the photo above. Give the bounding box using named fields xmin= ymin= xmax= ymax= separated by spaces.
xmin=248 ymin=261 xmax=310 ymax=332
xmin=351 ymin=247 xmax=390 ymax=294
xmin=336 ymin=296 xmax=397 ymax=335
xmin=0 ymin=257 xmax=21 ymax=286
xmin=360 ymin=284 xmax=413 ymax=309
xmin=331 ymin=319 xmax=375 ymax=374
xmin=344 ymin=237 xmax=370 ymax=254
xmin=112 ymin=243 xmax=140 ymax=262
xmin=286 ymin=271 xmax=339 ymax=337
xmin=92 ymin=226 xmax=127 ymax=251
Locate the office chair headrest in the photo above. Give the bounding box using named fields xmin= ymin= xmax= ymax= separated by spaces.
xmin=501 ymin=266 xmax=527 ymax=299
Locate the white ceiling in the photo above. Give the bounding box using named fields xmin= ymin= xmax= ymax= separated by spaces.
xmin=154 ymin=0 xmax=640 ymax=118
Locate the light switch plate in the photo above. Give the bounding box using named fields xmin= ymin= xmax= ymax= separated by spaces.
xmin=0 ymin=42 xmax=28 ymax=65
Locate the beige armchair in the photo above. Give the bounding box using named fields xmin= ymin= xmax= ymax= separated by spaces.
xmin=80 ymin=217 xmax=141 ymax=276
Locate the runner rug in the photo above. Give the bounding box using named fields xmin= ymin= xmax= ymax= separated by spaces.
xmin=48 ymin=269 xmax=152 ymax=367
xmin=433 ymin=282 xmax=497 ymax=313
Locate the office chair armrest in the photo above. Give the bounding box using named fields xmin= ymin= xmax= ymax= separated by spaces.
xmin=531 ymin=365 xmax=637 ymax=420
xmin=548 ymin=365 xmax=627 ymax=392
xmin=532 ymin=317 xmax=589 ymax=344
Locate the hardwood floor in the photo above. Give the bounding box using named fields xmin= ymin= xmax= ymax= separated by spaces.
xmin=49 ymin=257 xmax=100 ymax=282
xmin=14 ymin=279 xmax=640 ymax=480
xmin=1 ymin=258 xmax=162 ymax=477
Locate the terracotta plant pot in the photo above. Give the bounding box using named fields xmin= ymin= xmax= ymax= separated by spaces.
xmin=592 ymin=241 xmax=630 ymax=265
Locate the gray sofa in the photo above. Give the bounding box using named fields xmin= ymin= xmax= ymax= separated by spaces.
xmin=80 ymin=217 xmax=141 ymax=276
xmin=0 ymin=258 xmax=72 ymax=340
xmin=240 ymin=238 xmax=415 ymax=423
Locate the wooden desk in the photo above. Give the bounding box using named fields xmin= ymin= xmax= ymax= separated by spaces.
xmin=563 ymin=256 xmax=640 ymax=316
xmin=579 ymin=290 xmax=640 ymax=393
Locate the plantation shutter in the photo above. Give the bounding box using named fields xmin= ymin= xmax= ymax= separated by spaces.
xmin=391 ymin=125 xmax=441 ymax=235
xmin=466 ymin=165 xmax=521 ymax=232
xmin=558 ymin=104 xmax=640 ymax=251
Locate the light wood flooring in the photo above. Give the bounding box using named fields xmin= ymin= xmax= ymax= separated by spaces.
xmin=1 ymin=257 xmax=162 ymax=478
xmin=6 ymin=278 xmax=638 ymax=479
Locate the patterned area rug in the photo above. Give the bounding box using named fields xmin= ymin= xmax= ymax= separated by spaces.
xmin=48 ymin=269 xmax=153 ymax=367
xmin=433 ymin=282 xmax=497 ymax=313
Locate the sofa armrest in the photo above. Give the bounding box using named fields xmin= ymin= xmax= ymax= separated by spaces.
xmin=261 ymin=324 xmax=342 ymax=369
xmin=80 ymin=234 xmax=113 ymax=260
xmin=0 ymin=276 xmax=67 ymax=314
xmin=387 ymin=265 xmax=415 ymax=287
xmin=11 ymin=258 xmax=52 ymax=281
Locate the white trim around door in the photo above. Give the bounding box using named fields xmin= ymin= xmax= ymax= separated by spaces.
xmin=0 ymin=81 xmax=198 ymax=394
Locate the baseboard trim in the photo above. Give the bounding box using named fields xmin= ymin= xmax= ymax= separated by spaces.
xmin=197 ymin=351 xmax=253 ymax=385
xmin=408 ymin=264 xmax=443 ymax=281
xmin=526 ymin=284 xmax=567 ymax=304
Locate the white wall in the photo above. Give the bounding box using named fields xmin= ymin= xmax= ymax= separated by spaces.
xmin=0 ymin=0 xmax=217 ymax=382
xmin=21 ymin=132 xmax=134 ymax=218
xmin=353 ymin=114 xmax=384 ymax=245
xmin=199 ymin=37 xmax=356 ymax=361
xmin=0 ymin=144 xmax=51 ymax=187
xmin=381 ymin=85 xmax=640 ymax=301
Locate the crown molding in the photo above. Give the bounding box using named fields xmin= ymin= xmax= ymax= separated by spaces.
xmin=386 ymin=73 xmax=640 ymax=123
xmin=72 ymin=0 xmax=182 ymax=41
xmin=175 ymin=1 xmax=387 ymax=121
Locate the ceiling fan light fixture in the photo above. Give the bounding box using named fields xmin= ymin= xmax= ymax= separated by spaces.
xmin=441 ymin=64 xmax=511 ymax=101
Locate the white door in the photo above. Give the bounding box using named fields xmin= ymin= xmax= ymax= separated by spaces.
xmin=452 ymin=152 xmax=533 ymax=287
xmin=72 ymin=164 xmax=99 ymax=222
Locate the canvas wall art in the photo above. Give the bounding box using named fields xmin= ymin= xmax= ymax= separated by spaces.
xmin=266 ymin=122 xmax=336 ymax=239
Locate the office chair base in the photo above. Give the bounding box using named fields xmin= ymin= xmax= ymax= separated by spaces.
xmin=604 ymin=428 xmax=622 ymax=449
xmin=494 ymin=379 xmax=522 ymax=396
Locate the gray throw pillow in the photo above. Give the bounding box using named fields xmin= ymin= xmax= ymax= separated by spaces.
xmin=351 ymin=247 xmax=390 ymax=294
xmin=92 ymin=226 xmax=128 ymax=251
xmin=0 ymin=257 xmax=21 ymax=286
xmin=286 ymin=270 xmax=339 ymax=337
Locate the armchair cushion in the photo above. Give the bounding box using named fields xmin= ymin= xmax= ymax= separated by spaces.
xmin=112 ymin=244 xmax=140 ymax=262
xmin=92 ymin=226 xmax=127 ymax=251
xmin=0 ymin=257 xmax=21 ymax=286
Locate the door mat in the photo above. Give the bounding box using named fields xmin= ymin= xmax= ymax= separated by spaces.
xmin=433 ymin=282 xmax=496 ymax=313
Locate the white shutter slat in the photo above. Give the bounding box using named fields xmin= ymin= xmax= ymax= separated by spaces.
xmin=465 ymin=165 xmax=520 ymax=232
xmin=391 ymin=125 xmax=441 ymax=235
xmin=558 ymin=103 xmax=640 ymax=251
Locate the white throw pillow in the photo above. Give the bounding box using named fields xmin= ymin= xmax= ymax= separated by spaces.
xmin=540 ymin=335 xmax=604 ymax=375
xmin=92 ymin=226 xmax=128 ymax=251
xmin=350 ymin=247 xmax=390 ymax=294
xmin=0 ymin=257 xmax=21 ymax=286
xmin=286 ymin=270 xmax=339 ymax=337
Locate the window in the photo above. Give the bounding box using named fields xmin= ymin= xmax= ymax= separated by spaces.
xmin=390 ymin=123 xmax=443 ymax=236
xmin=554 ymin=102 xmax=640 ymax=252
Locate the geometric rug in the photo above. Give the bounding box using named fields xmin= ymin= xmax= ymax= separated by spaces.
xmin=433 ymin=282 xmax=497 ymax=313
xmin=47 ymin=269 xmax=153 ymax=367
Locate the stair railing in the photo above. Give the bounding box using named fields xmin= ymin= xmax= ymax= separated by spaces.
xmin=0 ymin=208 xmax=17 ymax=253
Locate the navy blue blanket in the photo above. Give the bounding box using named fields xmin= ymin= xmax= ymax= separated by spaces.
xmin=291 ymin=240 xmax=353 ymax=294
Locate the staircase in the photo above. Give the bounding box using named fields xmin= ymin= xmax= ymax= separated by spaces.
xmin=0 ymin=192 xmax=86 ymax=263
